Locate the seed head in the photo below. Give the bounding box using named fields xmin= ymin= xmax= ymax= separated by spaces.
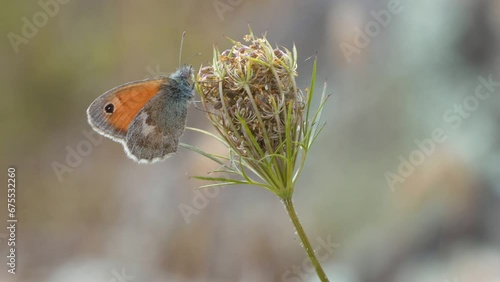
xmin=192 ymin=30 xmax=327 ymax=198
xmin=197 ymin=33 xmax=304 ymax=158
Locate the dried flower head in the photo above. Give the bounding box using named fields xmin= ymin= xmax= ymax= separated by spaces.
xmin=192 ymin=30 xmax=328 ymax=199
xmin=198 ymin=33 xmax=304 ymax=156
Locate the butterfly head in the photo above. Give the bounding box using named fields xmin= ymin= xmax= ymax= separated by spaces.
xmin=171 ymin=65 xmax=193 ymax=84
xmin=167 ymin=65 xmax=194 ymax=101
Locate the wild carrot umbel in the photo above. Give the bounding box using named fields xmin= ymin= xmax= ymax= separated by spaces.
xmin=181 ymin=30 xmax=330 ymax=281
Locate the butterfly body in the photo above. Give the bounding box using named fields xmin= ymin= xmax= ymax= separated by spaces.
xmin=87 ymin=66 xmax=193 ymax=163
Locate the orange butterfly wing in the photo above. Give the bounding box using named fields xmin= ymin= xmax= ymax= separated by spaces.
xmin=106 ymin=79 xmax=165 ymax=132
xmin=87 ymin=77 xmax=167 ymax=140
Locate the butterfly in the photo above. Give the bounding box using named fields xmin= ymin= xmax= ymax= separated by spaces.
xmin=86 ymin=65 xmax=194 ymax=163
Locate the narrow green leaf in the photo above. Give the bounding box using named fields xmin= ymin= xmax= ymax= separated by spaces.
xmin=179 ymin=143 xmax=228 ymax=165
xmin=192 ymin=176 xmax=248 ymax=184
xmin=197 ymin=182 xmax=238 ymax=189
xmin=309 ymin=91 xmax=331 ymax=148
xmin=185 ymin=127 xmax=228 ymax=146
xmin=235 ymin=114 xmax=265 ymax=158
xmin=305 ymin=58 xmax=317 ymax=134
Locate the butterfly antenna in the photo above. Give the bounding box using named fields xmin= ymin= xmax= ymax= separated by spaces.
xmin=184 ymin=52 xmax=202 ymax=65
xmin=179 ymin=31 xmax=186 ymax=67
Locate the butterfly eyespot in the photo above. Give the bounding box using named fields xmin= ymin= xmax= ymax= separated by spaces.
xmin=104 ymin=103 xmax=114 ymax=114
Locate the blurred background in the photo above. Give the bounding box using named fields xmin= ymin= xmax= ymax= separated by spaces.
xmin=1 ymin=0 xmax=500 ymax=281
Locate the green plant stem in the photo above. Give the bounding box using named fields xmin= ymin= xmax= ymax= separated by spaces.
xmin=282 ymin=197 xmax=329 ymax=282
